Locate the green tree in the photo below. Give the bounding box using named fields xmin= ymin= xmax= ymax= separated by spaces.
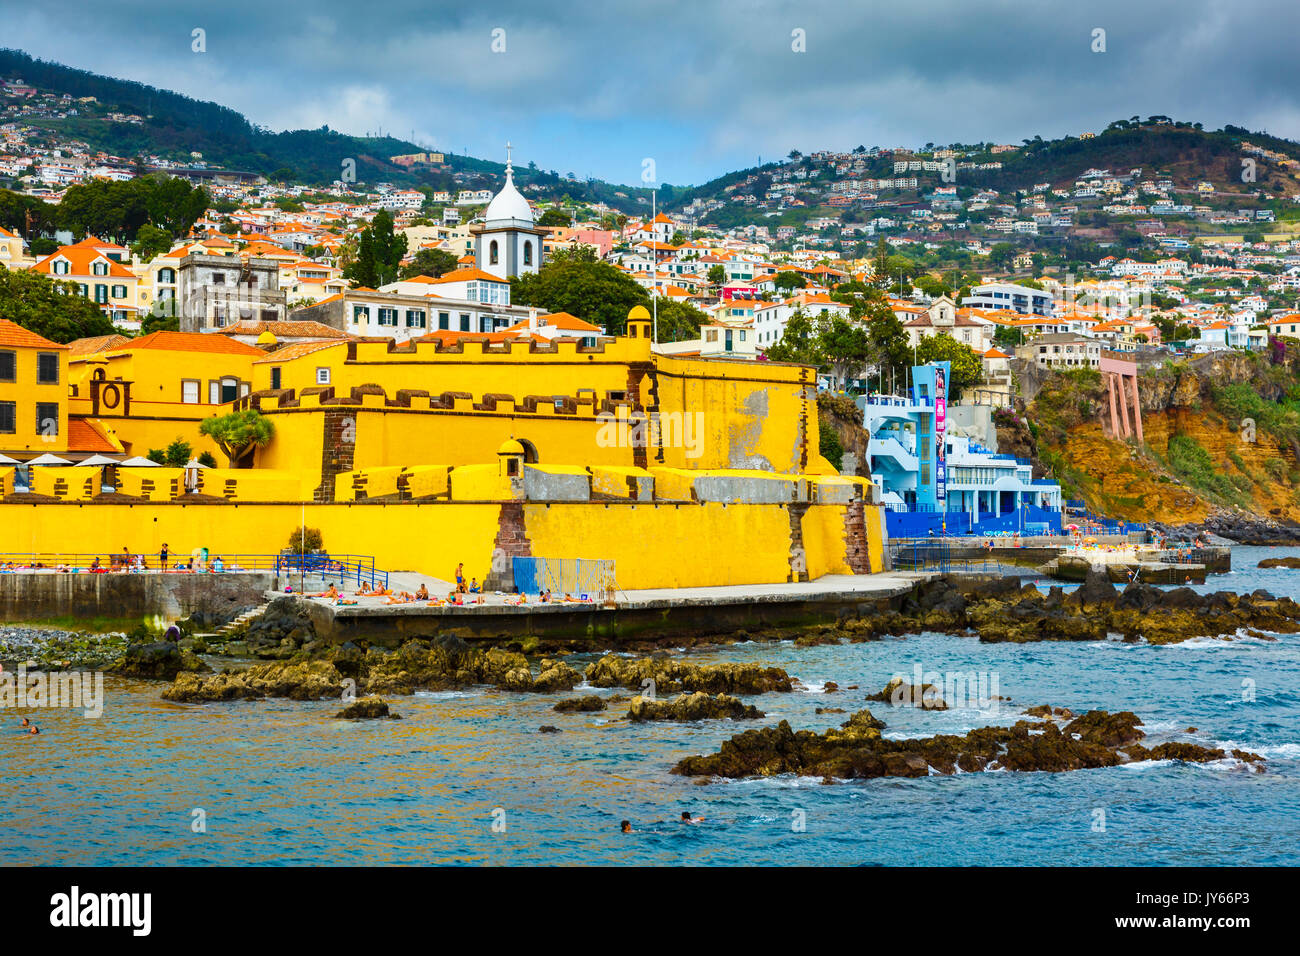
xmin=0 ymin=268 xmax=116 ymax=343
xmin=131 ymin=224 xmax=174 ymax=262
xmin=537 ymin=208 xmax=571 ymax=227
xmin=654 ymin=300 xmax=708 ymax=343
xmin=510 ymin=260 xmax=648 ymax=335
xmin=199 ymin=409 xmax=275 ymax=467
xmin=818 ymin=316 xmax=872 ymax=388
xmin=707 ymin=264 xmax=726 ymax=286
xmin=764 ymin=310 xmax=823 ymax=366
xmin=915 ymin=332 xmax=982 ymax=400
xmin=399 ymin=247 xmax=458 ymax=280
xmin=819 ymin=419 xmax=845 ymax=467
xmin=161 ymin=437 xmax=193 ymax=467
xmin=344 ymin=209 xmax=407 ymax=288
xmin=773 ymin=271 xmax=808 ymax=293
xmin=547 ymin=244 xmax=599 ymax=264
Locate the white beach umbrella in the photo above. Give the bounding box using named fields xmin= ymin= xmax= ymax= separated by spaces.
xmin=78 ymin=454 xmax=121 ymax=466
xmin=27 ymin=453 xmax=72 ymax=465
xmin=183 ymin=458 xmax=211 ymax=469
xmin=118 ymin=456 xmax=161 ymax=467
xmin=0 ymin=453 xmax=19 ymax=465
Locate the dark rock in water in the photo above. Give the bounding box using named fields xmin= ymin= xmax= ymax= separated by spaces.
xmin=865 ymin=677 xmax=947 ymax=710
xmin=627 ymin=691 xmax=764 ymax=722
xmin=538 ymin=725 xmax=561 ymax=734
xmin=1024 ymin=705 xmax=1075 ymax=719
xmin=1258 ymin=556 xmax=1300 ymax=569
xmin=335 ymin=697 xmax=398 ymax=719
xmin=823 ymin=681 xmax=839 ymax=693
xmin=553 ymin=695 xmax=608 ymax=713
xmin=113 ymin=641 xmax=209 ymax=681
xmin=673 ymin=708 xmax=1243 ymax=780
xmin=816 ymin=706 xmax=846 ymax=714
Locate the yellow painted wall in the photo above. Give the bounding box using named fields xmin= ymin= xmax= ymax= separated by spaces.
xmin=31 ymin=465 xmax=101 ymax=501
xmin=0 ymin=496 xmax=885 ymax=586
xmin=522 ymin=501 xmax=793 ymax=588
xmin=0 ymin=342 xmax=67 ymax=453
xmin=0 ymin=467 xmax=11 ymax=497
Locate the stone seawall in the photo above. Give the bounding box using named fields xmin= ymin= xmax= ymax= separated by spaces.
xmin=0 ymin=572 xmax=275 ymax=624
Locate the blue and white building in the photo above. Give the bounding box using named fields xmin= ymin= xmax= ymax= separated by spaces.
xmin=857 ymin=362 xmax=1063 ymax=537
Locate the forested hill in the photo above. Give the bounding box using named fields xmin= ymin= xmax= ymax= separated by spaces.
xmin=0 ymin=49 xmax=660 ymax=209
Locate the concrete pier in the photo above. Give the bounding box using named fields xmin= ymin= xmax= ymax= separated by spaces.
xmin=0 ymin=571 xmax=275 ymax=623
xmin=303 ymin=573 xmax=932 ymax=645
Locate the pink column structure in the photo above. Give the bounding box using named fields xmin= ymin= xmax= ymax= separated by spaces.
xmin=1099 ymin=353 xmax=1142 ymax=443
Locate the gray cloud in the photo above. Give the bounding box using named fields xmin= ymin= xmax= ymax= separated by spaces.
xmin=2 ymin=0 xmax=1298 ymax=184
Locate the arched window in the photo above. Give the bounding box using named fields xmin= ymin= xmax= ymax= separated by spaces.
xmin=158 ymin=268 xmax=175 ymax=284
xmin=489 ymin=240 xmax=499 ymax=265
xmin=523 ymin=240 xmax=532 ymax=266
xmin=518 ymin=438 xmax=540 ymax=463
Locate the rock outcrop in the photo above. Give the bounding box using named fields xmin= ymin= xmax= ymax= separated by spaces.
xmin=856 ymin=576 xmax=1300 ymax=645
xmin=335 ymin=697 xmax=399 ymax=719
xmin=1258 ymin=556 xmax=1300 ymax=569
xmin=585 ymin=654 xmax=793 ymax=694
xmin=627 ymin=691 xmax=764 ymax=722
xmin=164 ymin=660 xmax=346 ymax=702
xmin=865 ymin=677 xmax=948 ymax=710
xmin=113 ymin=641 xmax=209 ymax=680
xmin=673 ymin=708 xmax=1257 ymax=780
xmin=553 ymin=695 xmax=608 ymax=713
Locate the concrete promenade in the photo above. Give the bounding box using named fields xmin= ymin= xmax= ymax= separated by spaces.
xmin=302 ymin=572 xmax=936 ymax=645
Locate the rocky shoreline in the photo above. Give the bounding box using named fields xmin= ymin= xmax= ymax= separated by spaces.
xmin=673 ymin=707 xmax=1264 ymax=781
xmin=1150 ymin=511 xmax=1300 ymax=546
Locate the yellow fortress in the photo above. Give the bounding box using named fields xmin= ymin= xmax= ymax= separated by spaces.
xmin=1 ymin=307 xmax=886 ymax=589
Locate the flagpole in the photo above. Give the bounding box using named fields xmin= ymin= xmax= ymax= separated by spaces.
xmin=652 ymin=187 xmax=658 ymax=344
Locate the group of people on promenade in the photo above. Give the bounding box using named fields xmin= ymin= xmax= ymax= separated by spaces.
xmin=1 ymin=544 xmax=235 ymax=574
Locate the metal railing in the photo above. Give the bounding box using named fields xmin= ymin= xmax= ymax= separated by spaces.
xmin=0 ymin=551 xmax=388 ymax=589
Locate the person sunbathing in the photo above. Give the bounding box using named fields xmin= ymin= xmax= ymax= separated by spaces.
xmin=385 ymin=591 xmax=415 ymax=605
xmin=357 ymin=580 xmax=372 ymax=595
xmin=414 ymin=584 xmax=429 ymax=601
xmin=309 ymin=583 xmax=340 ymax=599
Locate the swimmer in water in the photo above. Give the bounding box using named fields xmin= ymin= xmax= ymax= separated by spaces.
xmin=28 ymin=725 xmax=38 ymax=734
xmin=20 ymin=717 xmax=30 ymax=727
xmin=620 ymin=820 xmax=633 ymax=834
xmin=680 ymin=811 xmax=704 ymax=824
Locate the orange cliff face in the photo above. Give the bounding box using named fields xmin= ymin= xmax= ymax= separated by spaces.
xmin=1047 ymin=411 xmax=1300 ymax=525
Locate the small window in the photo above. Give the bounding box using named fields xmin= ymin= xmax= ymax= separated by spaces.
xmin=94 ymin=284 xmax=108 ymax=304
xmin=212 ymin=273 xmax=226 ymax=285
xmin=460 ymin=313 xmax=470 ymax=332
xmin=438 ymin=312 xmax=450 ymax=330
xmin=0 ymin=351 xmax=14 ymax=382
xmin=353 ymin=305 xmax=370 ymax=324
xmin=523 ymin=240 xmax=532 ymax=266
xmin=37 ymin=352 xmax=59 ymax=384
xmin=489 ymin=240 xmax=499 ymax=265
xmin=406 ymin=309 xmax=426 ymax=328
xmin=316 ymin=367 xmax=331 ymax=385
xmin=93 ymin=260 xmax=108 ymax=277
xmin=0 ymin=401 xmax=14 ymax=434
xmin=182 ymin=380 xmax=200 ymax=404
xmin=36 ymin=402 xmax=58 ymax=437
xmin=111 ymin=285 xmax=127 ymax=299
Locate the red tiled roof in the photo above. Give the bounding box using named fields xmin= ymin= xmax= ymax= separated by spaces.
xmin=0 ymin=318 xmax=66 ymax=350
xmin=66 ymin=418 xmax=119 ymax=453
xmin=107 ymin=331 xmax=266 ymax=356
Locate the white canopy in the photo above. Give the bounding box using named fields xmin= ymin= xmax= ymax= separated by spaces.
xmin=0 ymin=453 xmax=19 ymax=465
xmin=118 ymin=456 xmax=161 ymax=467
xmin=27 ymin=453 xmax=72 ymax=465
xmin=183 ymin=458 xmax=211 ymax=469
xmin=78 ymin=454 xmax=121 ymax=466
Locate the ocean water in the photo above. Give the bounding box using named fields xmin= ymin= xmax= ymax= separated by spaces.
xmin=2 ymin=547 xmax=1299 ymax=866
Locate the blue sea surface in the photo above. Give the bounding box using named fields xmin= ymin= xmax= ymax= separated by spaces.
xmin=2 ymin=546 xmax=1299 ymax=866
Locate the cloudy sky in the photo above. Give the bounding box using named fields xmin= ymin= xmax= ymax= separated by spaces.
xmin=3 ymin=0 xmax=1299 ymax=185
